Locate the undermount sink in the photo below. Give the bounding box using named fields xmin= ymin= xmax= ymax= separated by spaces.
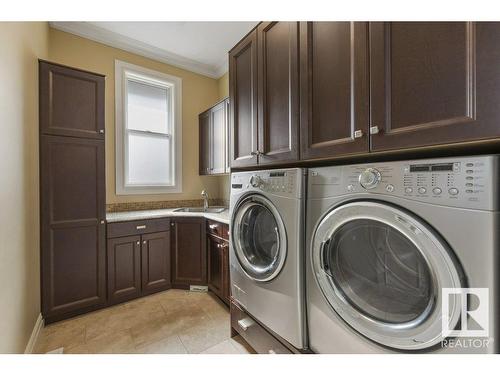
xmin=173 ymin=207 xmax=226 ymax=213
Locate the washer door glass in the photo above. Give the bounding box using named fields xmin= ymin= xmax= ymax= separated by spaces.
xmin=312 ymin=201 xmax=464 ymax=351
xmin=232 ymin=195 xmax=287 ymax=282
xmin=324 ymin=219 xmax=432 ymax=324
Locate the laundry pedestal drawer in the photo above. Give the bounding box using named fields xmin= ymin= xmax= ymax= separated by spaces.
xmin=230 ymin=300 xmax=293 ymax=354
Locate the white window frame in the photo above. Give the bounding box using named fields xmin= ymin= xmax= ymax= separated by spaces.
xmin=115 ymin=60 xmax=182 ymax=195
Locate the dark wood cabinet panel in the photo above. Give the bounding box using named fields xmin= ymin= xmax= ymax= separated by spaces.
xmin=41 ymin=135 xmax=106 ymax=322
xmin=207 ymin=234 xmax=224 ymax=298
xmin=39 ymin=60 xmax=105 ymax=140
xmin=300 ymin=22 xmax=369 ymax=160
xmin=370 ymin=22 xmax=500 ymax=151
xmin=107 ymin=235 xmax=141 ymax=304
xmin=199 ymin=110 xmax=211 ymax=175
xmin=229 ymin=29 xmax=259 ymax=168
xmin=171 ymin=218 xmax=207 ymax=286
xmin=221 ymin=244 xmax=230 ymax=305
xmin=141 ymin=231 xmax=171 ymax=294
xmin=199 ymin=98 xmax=229 ymax=175
xmin=257 ymin=22 xmax=299 ymax=165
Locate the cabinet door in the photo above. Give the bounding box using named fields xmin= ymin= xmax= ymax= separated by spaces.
xmin=199 ymin=110 xmax=211 ymax=175
xmin=171 ymin=218 xmax=207 ymax=286
xmin=39 ymin=61 xmax=105 ymax=140
xmin=300 ymin=22 xmax=369 ymax=160
xmin=211 ymin=101 xmax=227 ymax=174
xmin=141 ymin=231 xmax=171 ymax=294
xmin=370 ymin=22 xmax=500 ymax=151
xmin=229 ymin=29 xmax=259 ymax=168
xmin=40 ymin=135 xmax=106 ymax=322
xmin=107 ymin=235 xmax=141 ymax=304
xmin=207 ymin=235 xmax=224 ymax=299
xmin=224 ymin=98 xmax=231 ymax=174
xmin=257 ymin=22 xmax=299 ymax=165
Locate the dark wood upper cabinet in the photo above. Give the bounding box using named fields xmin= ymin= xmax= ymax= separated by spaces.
xmin=257 ymin=22 xmax=299 ymax=165
xmin=171 ymin=218 xmax=207 ymax=286
xmin=40 ymin=135 xmax=106 ymax=322
xmin=229 ymin=29 xmax=259 ymax=168
xmin=107 ymin=235 xmax=142 ymax=304
xmin=199 ymin=110 xmax=211 ymax=175
xmin=141 ymin=231 xmax=171 ymax=294
xmin=39 ymin=61 xmax=105 ymax=140
xmin=199 ymin=98 xmax=229 ymax=175
xmin=300 ymin=22 xmax=369 ymax=160
xmin=370 ymin=22 xmax=500 ymax=151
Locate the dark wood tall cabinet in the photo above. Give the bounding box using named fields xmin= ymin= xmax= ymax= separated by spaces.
xmin=369 ymin=22 xmax=500 ymax=151
xmin=39 ymin=61 xmax=106 ymax=323
xmin=299 ymin=22 xmax=369 ymax=159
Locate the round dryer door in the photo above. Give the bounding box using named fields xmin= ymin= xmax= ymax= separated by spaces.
xmin=232 ymin=194 xmax=287 ymax=282
xmin=311 ymin=201 xmax=464 ymax=351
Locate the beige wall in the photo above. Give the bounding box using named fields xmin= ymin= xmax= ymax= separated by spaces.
xmin=216 ymin=72 xmax=231 ymax=203
xmin=0 ymin=22 xmax=49 ymax=353
xmin=49 ymin=28 xmax=222 ymax=204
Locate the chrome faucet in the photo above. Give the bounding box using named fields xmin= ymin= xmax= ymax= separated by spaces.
xmin=201 ymin=190 xmax=209 ymax=211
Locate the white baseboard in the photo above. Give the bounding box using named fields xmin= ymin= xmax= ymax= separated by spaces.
xmin=24 ymin=313 xmax=44 ymax=354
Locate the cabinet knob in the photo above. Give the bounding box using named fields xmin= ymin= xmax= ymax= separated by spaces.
xmin=143 ymin=240 xmax=147 ymax=244
xmin=99 ymin=129 xmax=105 ymax=134
xmin=171 ymin=222 xmax=175 ymax=227
xmin=369 ymin=126 xmax=380 ymax=135
xmin=136 ymin=225 xmax=146 ymax=230
xmin=136 ymin=241 xmax=140 ymax=245
xmin=100 ymin=220 xmax=105 ymax=224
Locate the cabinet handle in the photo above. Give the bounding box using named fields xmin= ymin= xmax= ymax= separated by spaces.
xmin=209 ymin=224 xmax=218 ymax=230
xmin=268 ymin=350 xmax=276 ymax=354
xmin=136 ymin=241 xmax=140 ymax=245
xmin=354 ymin=130 xmax=364 ymax=138
xmin=250 ymin=150 xmax=262 ymax=157
xmin=369 ymin=126 xmax=380 ymax=135
xmin=99 ymin=129 xmax=104 ymax=134
xmin=143 ymin=240 xmax=147 ymax=245
xmin=237 ymin=318 xmax=254 ymax=331
xmin=171 ymin=222 xmax=175 ymax=227
xmin=136 ymin=225 xmax=146 ymax=230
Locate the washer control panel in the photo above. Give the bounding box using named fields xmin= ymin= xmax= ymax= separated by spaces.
xmin=231 ymin=168 xmax=305 ymax=199
xmin=309 ymin=156 xmax=499 ymax=210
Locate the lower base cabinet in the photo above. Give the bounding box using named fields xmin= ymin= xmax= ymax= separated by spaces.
xmin=106 ymin=218 xmax=171 ymax=305
xmin=207 ymin=233 xmax=230 ymax=305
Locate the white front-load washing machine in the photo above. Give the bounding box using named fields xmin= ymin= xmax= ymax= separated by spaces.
xmin=230 ymin=168 xmax=307 ymax=350
xmin=306 ymin=155 xmax=499 ymax=353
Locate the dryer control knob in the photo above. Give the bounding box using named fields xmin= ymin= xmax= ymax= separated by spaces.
xmin=359 ymin=168 xmax=381 ymax=190
xmin=249 ymin=175 xmax=263 ymax=188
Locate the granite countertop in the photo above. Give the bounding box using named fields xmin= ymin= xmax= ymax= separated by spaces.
xmin=106 ymin=208 xmax=230 ymax=225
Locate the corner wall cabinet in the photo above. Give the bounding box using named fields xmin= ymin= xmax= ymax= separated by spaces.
xmin=199 ymin=98 xmax=230 ymax=175
xmin=229 ymin=22 xmax=500 ymax=168
xmin=39 ymin=60 xmax=106 ymax=323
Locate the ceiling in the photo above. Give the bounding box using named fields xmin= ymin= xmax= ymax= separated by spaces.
xmin=50 ymin=22 xmax=258 ymax=78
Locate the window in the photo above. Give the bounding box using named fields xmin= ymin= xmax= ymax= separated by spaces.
xmin=115 ymin=60 xmax=182 ymax=194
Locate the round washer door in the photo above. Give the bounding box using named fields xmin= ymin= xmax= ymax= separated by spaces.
xmin=232 ymin=194 xmax=287 ymax=282
xmin=311 ymin=201 xmax=464 ymax=351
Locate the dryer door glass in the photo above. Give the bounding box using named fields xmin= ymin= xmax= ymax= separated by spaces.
xmin=232 ymin=195 xmax=287 ymax=282
xmin=323 ymin=219 xmax=432 ymax=324
xmin=312 ymin=201 xmax=464 ymax=351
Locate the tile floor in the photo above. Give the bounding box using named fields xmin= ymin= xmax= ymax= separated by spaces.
xmin=34 ymin=289 xmax=255 ymax=354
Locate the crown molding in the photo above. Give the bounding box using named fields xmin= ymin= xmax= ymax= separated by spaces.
xmin=50 ymin=22 xmax=226 ymax=79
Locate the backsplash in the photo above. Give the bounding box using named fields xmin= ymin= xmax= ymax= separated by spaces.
xmin=106 ymin=198 xmax=229 ymax=212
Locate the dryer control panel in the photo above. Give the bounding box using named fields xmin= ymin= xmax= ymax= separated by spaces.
xmin=309 ymin=155 xmax=499 ymax=210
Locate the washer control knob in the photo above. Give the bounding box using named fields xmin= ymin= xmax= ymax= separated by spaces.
xmin=432 ymin=187 xmax=442 ymax=195
xmin=418 ymin=187 xmax=427 ymax=194
xmin=385 ymin=184 xmax=395 ymax=192
xmin=359 ymin=168 xmax=381 ymax=190
xmin=449 ymin=187 xmax=459 ymax=196
xmin=405 ymin=187 xmax=413 ymax=194
xmin=249 ymin=175 xmax=263 ymax=188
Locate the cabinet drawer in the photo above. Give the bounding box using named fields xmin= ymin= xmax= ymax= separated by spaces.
xmin=207 ymin=220 xmax=229 ymax=240
xmin=231 ymin=300 xmax=292 ymax=354
xmin=107 ymin=218 xmax=170 ymax=238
